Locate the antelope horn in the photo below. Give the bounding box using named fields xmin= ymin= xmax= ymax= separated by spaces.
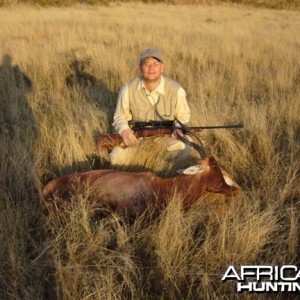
xmin=174 ymin=117 xmax=207 ymax=159
xmin=177 ymin=134 xmax=207 ymax=159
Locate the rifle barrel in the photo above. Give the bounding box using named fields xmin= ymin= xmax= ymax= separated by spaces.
xmin=189 ymin=123 xmax=244 ymax=130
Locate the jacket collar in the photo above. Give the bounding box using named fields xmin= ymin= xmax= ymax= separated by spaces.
xmin=137 ymin=76 xmax=165 ymax=95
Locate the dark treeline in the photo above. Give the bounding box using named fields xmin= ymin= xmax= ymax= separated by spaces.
xmin=0 ymin=0 xmax=299 ymax=10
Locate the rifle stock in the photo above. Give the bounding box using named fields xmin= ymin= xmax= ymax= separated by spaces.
xmin=96 ymin=124 xmax=243 ymax=150
xmin=96 ymin=128 xmax=174 ymax=150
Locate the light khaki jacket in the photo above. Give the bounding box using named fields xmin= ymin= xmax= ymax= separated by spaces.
xmin=128 ymin=76 xmax=181 ymax=122
xmin=113 ymin=76 xmax=190 ymax=134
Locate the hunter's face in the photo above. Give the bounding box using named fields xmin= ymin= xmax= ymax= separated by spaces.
xmin=140 ymin=57 xmax=164 ymax=83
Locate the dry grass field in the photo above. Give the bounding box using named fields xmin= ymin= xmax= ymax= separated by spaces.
xmin=0 ymin=2 xmax=299 ymax=299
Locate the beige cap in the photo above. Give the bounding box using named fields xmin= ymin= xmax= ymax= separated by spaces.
xmin=140 ymin=48 xmax=163 ymax=63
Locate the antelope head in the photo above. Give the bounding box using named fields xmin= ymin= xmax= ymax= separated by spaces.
xmin=175 ymin=118 xmax=240 ymax=197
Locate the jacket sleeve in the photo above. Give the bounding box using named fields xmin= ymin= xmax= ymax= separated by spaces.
xmin=112 ymin=84 xmax=133 ymax=134
xmin=174 ymin=87 xmax=190 ymax=125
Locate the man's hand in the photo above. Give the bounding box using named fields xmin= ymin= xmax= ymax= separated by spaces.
xmin=171 ymin=128 xmax=184 ymax=139
xmin=120 ymin=128 xmax=138 ymax=146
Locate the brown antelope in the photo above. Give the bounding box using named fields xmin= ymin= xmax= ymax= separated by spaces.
xmin=42 ymin=123 xmax=240 ymax=218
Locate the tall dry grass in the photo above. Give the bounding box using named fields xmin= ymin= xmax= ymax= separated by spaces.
xmin=0 ymin=3 xmax=299 ymax=299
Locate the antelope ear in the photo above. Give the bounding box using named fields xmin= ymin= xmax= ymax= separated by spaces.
xmin=176 ymin=165 xmax=203 ymax=175
xmin=221 ymin=170 xmax=240 ymax=188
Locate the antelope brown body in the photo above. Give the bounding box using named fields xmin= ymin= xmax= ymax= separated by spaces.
xmin=42 ymin=155 xmax=239 ymax=218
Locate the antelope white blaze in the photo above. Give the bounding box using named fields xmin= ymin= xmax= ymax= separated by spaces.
xmin=181 ymin=165 xmax=204 ymax=175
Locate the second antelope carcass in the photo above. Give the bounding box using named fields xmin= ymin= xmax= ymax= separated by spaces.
xmin=42 ymin=125 xmax=240 ymax=218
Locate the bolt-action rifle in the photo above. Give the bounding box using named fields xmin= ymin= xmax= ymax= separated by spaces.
xmin=96 ymin=120 xmax=243 ymax=150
